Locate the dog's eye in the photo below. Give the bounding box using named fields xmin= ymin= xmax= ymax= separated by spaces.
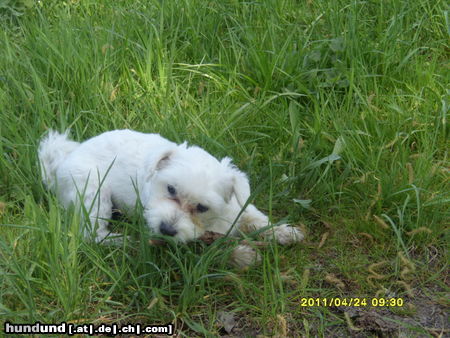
xmin=196 ymin=204 xmax=209 ymax=213
xmin=167 ymin=185 xmax=176 ymax=195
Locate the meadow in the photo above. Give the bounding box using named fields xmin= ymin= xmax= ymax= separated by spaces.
xmin=0 ymin=0 xmax=448 ymax=336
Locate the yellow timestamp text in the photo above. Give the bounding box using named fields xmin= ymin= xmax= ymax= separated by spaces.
xmin=300 ymin=297 xmax=404 ymax=307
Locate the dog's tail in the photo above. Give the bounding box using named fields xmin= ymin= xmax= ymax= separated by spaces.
xmin=38 ymin=130 xmax=80 ymax=189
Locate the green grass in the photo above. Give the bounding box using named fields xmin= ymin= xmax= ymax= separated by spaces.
xmin=0 ymin=0 xmax=448 ymax=336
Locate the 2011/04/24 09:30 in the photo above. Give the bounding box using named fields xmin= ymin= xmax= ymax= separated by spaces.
xmin=299 ymin=298 xmax=404 ymax=307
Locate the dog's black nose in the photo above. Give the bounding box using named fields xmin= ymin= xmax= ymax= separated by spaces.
xmin=159 ymin=222 xmax=178 ymax=236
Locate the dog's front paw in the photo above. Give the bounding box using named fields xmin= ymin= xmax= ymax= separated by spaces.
xmin=271 ymin=224 xmax=304 ymax=245
xmin=230 ymin=244 xmax=261 ymax=268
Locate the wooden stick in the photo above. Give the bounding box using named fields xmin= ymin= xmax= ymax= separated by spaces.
xmin=148 ymin=231 xmax=269 ymax=248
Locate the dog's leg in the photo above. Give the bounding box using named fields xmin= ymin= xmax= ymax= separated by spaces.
xmin=239 ymin=204 xmax=304 ymax=245
xmin=231 ymin=204 xmax=304 ymax=268
xmin=77 ymin=187 xmax=125 ymax=245
xmin=229 ymin=205 xmax=303 ymax=268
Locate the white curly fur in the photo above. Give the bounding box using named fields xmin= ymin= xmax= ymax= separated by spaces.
xmin=38 ymin=129 xmax=303 ymax=263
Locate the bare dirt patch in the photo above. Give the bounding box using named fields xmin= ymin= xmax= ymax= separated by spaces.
xmin=333 ymin=293 xmax=449 ymax=337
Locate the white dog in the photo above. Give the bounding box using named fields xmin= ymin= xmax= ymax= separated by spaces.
xmin=38 ymin=129 xmax=303 ymax=264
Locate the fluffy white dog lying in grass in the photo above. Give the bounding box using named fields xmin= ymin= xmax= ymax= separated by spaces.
xmin=38 ymin=130 xmax=303 ymax=265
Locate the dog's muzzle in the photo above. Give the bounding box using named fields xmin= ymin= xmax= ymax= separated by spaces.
xmin=160 ymin=221 xmax=178 ymax=236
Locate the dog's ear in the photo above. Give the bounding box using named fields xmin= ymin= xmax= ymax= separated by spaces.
xmin=220 ymin=157 xmax=251 ymax=207
xmin=145 ymin=147 xmax=175 ymax=182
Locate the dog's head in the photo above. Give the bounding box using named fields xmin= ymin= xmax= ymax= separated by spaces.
xmin=141 ymin=143 xmax=250 ymax=242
